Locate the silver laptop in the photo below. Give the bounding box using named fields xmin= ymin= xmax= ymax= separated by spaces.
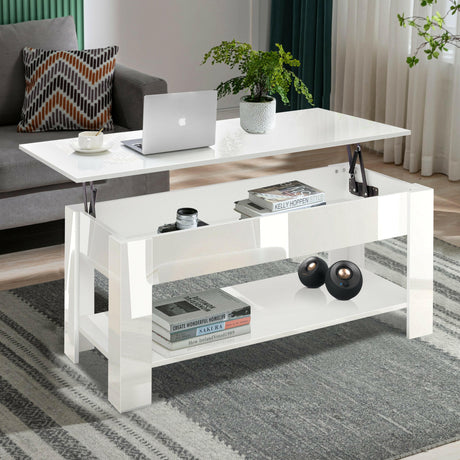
xmin=122 ymin=90 xmax=217 ymax=155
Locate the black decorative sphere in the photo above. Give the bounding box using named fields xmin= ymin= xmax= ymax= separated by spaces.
xmin=297 ymin=256 xmax=328 ymax=288
xmin=325 ymin=260 xmax=363 ymax=300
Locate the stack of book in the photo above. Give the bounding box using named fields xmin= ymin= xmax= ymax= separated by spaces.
xmin=234 ymin=180 xmax=326 ymax=218
xmin=152 ymin=289 xmax=251 ymax=352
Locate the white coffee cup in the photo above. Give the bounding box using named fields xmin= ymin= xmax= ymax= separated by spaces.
xmin=78 ymin=131 xmax=104 ymax=150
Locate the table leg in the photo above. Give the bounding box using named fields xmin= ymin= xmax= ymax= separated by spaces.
xmin=406 ymin=185 xmax=434 ymax=338
xmin=64 ymin=208 xmax=95 ymax=363
xmin=108 ymin=237 xmax=152 ymax=412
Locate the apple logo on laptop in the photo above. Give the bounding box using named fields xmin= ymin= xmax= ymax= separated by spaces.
xmin=178 ymin=117 xmax=187 ymax=127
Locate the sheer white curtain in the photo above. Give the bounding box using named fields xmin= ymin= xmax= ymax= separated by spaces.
xmin=331 ymin=0 xmax=460 ymax=180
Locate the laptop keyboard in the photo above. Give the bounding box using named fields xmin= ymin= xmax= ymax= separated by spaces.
xmin=134 ymin=143 xmax=143 ymax=149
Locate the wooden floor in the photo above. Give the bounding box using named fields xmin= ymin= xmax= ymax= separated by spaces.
xmin=0 ymin=146 xmax=459 ymax=459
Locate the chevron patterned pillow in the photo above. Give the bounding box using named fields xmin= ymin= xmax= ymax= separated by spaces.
xmin=17 ymin=46 xmax=119 ymax=132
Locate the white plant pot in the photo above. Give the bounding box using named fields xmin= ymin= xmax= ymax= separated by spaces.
xmin=239 ymin=96 xmax=276 ymax=134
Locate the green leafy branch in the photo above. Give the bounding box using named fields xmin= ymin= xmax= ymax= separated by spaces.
xmin=202 ymin=40 xmax=313 ymax=105
xmin=398 ymin=0 xmax=460 ymax=67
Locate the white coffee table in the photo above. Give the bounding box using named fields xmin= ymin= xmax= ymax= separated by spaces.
xmin=20 ymin=108 xmax=415 ymax=216
xmin=20 ymin=108 xmax=433 ymax=413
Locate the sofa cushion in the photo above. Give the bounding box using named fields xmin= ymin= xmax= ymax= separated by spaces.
xmin=17 ymin=45 xmax=119 ymax=132
xmin=0 ymin=124 xmax=129 ymax=193
xmin=0 ymin=16 xmax=78 ymax=126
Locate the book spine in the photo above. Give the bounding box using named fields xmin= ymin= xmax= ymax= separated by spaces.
xmin=235 ymin=200 xmax=326 ymax=217
xmin=234 ymin=202 xmax=264 ymax=217
xmin=164 ymin=305 xmax=250 ymax=333
xmin=249 ymin=192 xmax=325 ymax=211
xmin=160 ymin=316 xmax=251 ymax=342
xmin=152 ymin=324 xmax=251 ymax=350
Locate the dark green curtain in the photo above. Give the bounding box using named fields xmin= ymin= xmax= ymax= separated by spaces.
xmin=0 ymin=0 xmax=84 ymax=49
xmin=270 ymin=0 xmax=332 ymax=111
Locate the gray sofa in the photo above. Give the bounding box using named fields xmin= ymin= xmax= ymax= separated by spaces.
xmin=0 ymin=16 xmax=169 ymax=230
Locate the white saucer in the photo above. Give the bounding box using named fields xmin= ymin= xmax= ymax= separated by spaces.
xmin=70 ymin=140 xmax=113 ymax=154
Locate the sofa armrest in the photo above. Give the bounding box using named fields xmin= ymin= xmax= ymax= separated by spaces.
xmin=112 ymin=64 xmax=167 ymax=130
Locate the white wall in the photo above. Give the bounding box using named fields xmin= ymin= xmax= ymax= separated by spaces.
xmin=84 ymin=0 xmax=271 ymax=113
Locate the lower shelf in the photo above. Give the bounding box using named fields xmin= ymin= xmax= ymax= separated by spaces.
xmin=80 ymin=269 xmax=407 ymax=367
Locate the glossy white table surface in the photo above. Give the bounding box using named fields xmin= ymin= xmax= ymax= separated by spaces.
xmin=19 ymin=108 xmax=410 ymax=183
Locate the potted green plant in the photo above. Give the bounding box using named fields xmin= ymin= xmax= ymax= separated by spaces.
xmin=202 ymin=40 xmax=313 ymax=133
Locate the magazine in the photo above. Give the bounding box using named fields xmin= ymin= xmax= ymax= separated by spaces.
xmin=152 ymin=324 xmax=251 ymax=351
xmin=248 ymin=180 xmax=325 ymax=211
xmin=152 ymin=288 xmax=250 ymax=333
xmin=234 ymin=198 xmax=325 ymax=217
xmin=152 ymin=315 xmax=251 ymax=342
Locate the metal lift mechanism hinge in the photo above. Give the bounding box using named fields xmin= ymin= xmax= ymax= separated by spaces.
xmin=347 ymin=145 xmax=379 ymax=198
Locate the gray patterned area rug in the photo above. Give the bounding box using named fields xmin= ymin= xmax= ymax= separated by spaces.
xmin=1 ymin=237 xmax=459 ymax=460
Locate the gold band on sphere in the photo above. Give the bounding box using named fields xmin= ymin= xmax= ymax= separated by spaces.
xmin=337 ymin=267 xmax=352 ymax=280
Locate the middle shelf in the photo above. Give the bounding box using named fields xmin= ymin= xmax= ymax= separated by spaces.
xmin=80 ymin=269 xmax=406 ymax=368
